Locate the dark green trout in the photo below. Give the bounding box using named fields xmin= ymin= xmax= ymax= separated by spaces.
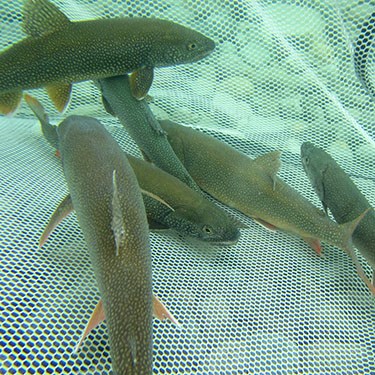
xmin=57 ymin=116 xmax=153 ymax=373
xmin=301 ymin=141 xmax=375 ymax=285
xmin=98 ymin=74 xmax=200 ymax=192
xmin=0 ymin=0 xmax=215 ymax=114
xmin=25 ymin=94 xmax=240 ymax=245
xmin=159 ymin=120 xmax=375 ymax=294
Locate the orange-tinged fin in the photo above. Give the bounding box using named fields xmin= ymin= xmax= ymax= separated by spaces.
xmin=23 ymin=0 xmax=71 ymax=37
xmin=253 ymin=151 xmax=281 ymax=190
xmin=74 ymin=299 xmax=105 ymax=353
xmin=46 ymin=83 xmax=72 ymax=113
xmin=254 ymin=218 xmax=277 ymax=231
xmin=0 ymin=91 xmax=22 ymax=115
xmin=55 ymin=149 xmax=61 ymax=158
xmin=152 ymin=295 xmax=180 ymax=325
xmin=39 ymin=194 xmax=74 ymax=246
xmin=75 ymin=295 xmax=178 ymax=352
xmin=303 ymin=237 xmax=322 ymax=256
xmin=129 ymin=67 xmax=154 ymax=100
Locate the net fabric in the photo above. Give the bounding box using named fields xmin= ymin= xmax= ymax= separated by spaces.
xmin=1 ymin=0 xmax=375 ymax=374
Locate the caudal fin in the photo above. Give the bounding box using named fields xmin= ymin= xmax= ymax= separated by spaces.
xmin=338 ymin=209 xmax=375 ymax=295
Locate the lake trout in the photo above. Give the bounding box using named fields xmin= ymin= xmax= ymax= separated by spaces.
xmin=57 ymin=115 xmax=153 ymax=373
xmin=301 ymin=141 xmax=375 ymax=285
xmin=159 ymin=120 xmax=375 ymax=294
xmin=98 ymin=74 xmax=200 ymax=192
xmin=25 ymin=94 xmax=241 ymax=245
xmin=0 ymin=0 xmax=215 ymax=114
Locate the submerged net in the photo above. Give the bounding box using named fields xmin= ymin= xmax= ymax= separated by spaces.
xmin=1 ymin=0 xmax=375 ymax=374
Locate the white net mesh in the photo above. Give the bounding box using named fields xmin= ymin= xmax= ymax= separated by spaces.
xmin=1 ymin=0 xmax=375 ymax=374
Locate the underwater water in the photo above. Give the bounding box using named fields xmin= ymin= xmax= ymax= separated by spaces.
xmin=1 ymin=0 xmax=375 ymax=374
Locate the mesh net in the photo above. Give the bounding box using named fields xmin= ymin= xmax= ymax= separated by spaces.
xmin=1 ymin=0 xmax=375 ymax=374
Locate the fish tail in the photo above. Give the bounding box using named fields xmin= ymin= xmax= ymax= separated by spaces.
xmin=337 ymin=208 xmax=375 ymax=294
xmin=24 ymin=94 xmax=59 ymax=149
xmin=337 ymin=209 xmax=370 ymax=252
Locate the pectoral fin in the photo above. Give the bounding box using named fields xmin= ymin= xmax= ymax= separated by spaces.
xmin=152 ymin=295 xmax=180 ymax=325
xmin=39 ymin=194 xmax=74 ymax=246
xmin=129 ymin=67 xmax=154 ymax=100
xmin=0 ymin=91 xmax=22 ymax=115
xmin=75 ymin=294 xmax=178 ymax=352
xmin=46 ymin=83 xmax=72 ymax=113
xmin=23 ymin=0 xmax=71 ymax=37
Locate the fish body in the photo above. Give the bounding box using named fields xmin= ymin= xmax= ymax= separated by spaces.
xmin=26 ymin=94 xmax=240 ymax=245
xmin=98 ymin=74 xmax=200 ymax=191
xmin=0 ymin=0 xmax=215 ymax=113
xmin=57 ymin=115 xmax=153 ymax=373
xmin=160 ymin=120 xmax=375 ymax=293
xmin=159 ymin=121 xmax=343 ymax=248
xmin=301 ymin=141 xmax=375 ymax=282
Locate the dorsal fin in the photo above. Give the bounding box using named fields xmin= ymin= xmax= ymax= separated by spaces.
xmin=254 ymin=150 xmax=281 ymax=189
xmin=23 ymin=0 xmax=71 ymax=37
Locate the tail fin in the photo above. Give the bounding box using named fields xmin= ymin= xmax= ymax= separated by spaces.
xmin=339 ymin=209 xmax=375 ymax=295
xmin=24 ymin=94 xmax=59 ymax=149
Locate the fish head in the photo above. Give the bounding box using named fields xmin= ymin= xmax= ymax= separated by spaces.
xmin=300 ymin=141 xmax=328 ymax=203
xmin=146 ymin=19 xmax=215 ymax=66
xmin=167 ymin=206 xmax=240 ymax=245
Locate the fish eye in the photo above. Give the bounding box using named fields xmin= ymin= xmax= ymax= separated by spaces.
xmin=202 ymin=225 xmax=213 ymax=234
xmin=187 ymin=42 xmax=197 ymax=50
xmin=303 ymin=157 xmax=309 ymax=165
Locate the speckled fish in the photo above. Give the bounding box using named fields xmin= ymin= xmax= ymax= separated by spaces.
xmin=353 ymin=12 xmax=375 ymax=97
xmin=0 ymin=0 xmax=215 ymax=114
xmin=57 ymin=115 xmax=153 ymax=373
xmin=38 ymin=156 xmax=241 ymax=246
xmin=159 ymin=120 xmax=375 ymax=294
xmin=301 ymin=141 xmax=375 ymax=286
xmin=25 ymin=94 xmax=240 ymax=245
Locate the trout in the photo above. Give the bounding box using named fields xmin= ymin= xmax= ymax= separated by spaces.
xmin=57 ymin=115 xmax=153 ymax=373
xmin=0 ymin=0 xmax=215 ymax=114
xmin=25 ymin=94 xmax=241 ymax=245
xmin=159 ymin=120 xmax=375 ymax=294
xmin=301 ymin=141 xmax=375 ymax=285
